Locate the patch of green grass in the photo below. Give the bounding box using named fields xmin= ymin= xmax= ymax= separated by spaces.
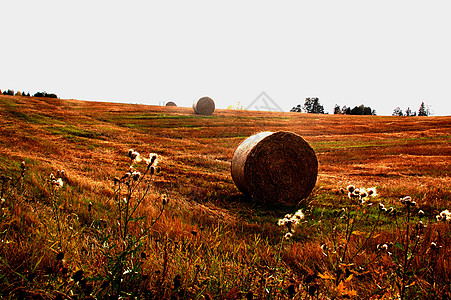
xmin=312 ymin=140 xmax=390 ymax=152
xmin=404 ymin=135 xmax=451 ymax=141
xmin=4 ymin=109 xmax=32 ymax=122
xmin=1 ymin=103 xmax=66 ymax=126
xmin=114 ymin=113 xmax=220 ymax=120
xmin=0 ymin=154 xmax=22 ymax=173
xmin=45 ymin=125 xmax=104 ymax=140
xmin=24 ymin=114 xmax=66 ymax=125
xmin=0 ymin=97 xmax=18 ymax=108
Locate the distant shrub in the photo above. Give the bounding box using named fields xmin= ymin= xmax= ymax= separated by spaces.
xmin=334 ymin=104 xmax=376 ymax=115
xmin=350 ymin=104 xmax=375 ymax=115
xmin=342 ymin=105 xmax=351 ymax=114
xmin=290 ymin=104 xmax=302 ymax=113
xmin=33 ymin=91 xmax=58 ymax=98
xmin=3 ymin=89 xmax=14 ymax=96
xmin=393 ymin=107 xmax=417 ymax=117
xmin=393 ymin=107 xmax=404 ymax=116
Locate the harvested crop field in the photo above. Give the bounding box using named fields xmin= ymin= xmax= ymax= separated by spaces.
xmin=0 ymin=94 xmax=450 ymax=299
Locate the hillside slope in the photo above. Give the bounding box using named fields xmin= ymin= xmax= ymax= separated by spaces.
xmin=0 ymin=95 xmax=450 ymax=299
xmin=2 ymin=95 xmax=449 ymax=203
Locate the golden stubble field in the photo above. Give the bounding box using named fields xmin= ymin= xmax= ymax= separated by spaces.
xmin=0 ymin=95 xmax=450 ymax=299
xmin=1 ymin=95 xmax=448 ymax=201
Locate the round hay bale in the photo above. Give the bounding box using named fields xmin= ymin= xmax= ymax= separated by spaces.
xmin=231 ymin=131 xmax=318 ymax=205
xmin=165 ymin=101 xmax=177 ymax=107
xmin=193 ymin=96 xmax=215 ymax=115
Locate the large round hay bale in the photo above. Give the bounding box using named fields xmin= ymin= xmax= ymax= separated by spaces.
xmin=231 ymin=131 xmax=318 ymax=205
xmin=193 ymin=96 xmax=215 ymax=115
xmin=165 ymin=101 xmax=177 ymax=107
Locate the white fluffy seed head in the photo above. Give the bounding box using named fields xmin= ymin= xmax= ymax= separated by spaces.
xmin=367 ymin=187 xmax=377 ymax=197
xmin=284 ymin=232 xmax=293 ymax=240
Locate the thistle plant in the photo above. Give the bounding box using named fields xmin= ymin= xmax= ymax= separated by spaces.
xmin=366 ymin=194 xmax=451 ymax=299
xmin=47 ymin=171 xmax=65 ymax=249
xmin=436 ymin=209 xmax=451 ymax=222
xmin=374 ymin=196 xmax=430 ymax=300
xmin=98 ymin=149 xmax=164 ymax=298
xmin=277 ymin=209 xmax=305 ymax=240
xmin=318 ymin=184 xmax=383 ymax=297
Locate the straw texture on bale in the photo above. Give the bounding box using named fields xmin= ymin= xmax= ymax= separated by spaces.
xmin=165 ymin=101 xmax=177 ymax=107
xmin=193 ymin=96 xmax=215 ymax=115
xmin=231 ymin=131 xmax=318 ymax=205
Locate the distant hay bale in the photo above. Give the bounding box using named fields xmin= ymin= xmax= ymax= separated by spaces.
xmin=193 ymin=96 xmax=215 ymax=115
xmin=165 ymin=101 xmax=177 ymax=107
xmin=231 ymin=131 xmax=318 ymax=205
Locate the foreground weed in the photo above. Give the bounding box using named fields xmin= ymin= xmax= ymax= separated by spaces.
xmin=47 ymin=170 xmax=65 ymax=249
xmin=315 ymin=185 xmax=382 ymax=298
xmin=394 ymin=196 xmax=422 ymax=299
xmin=0 ymin=161 xmax=27 ymax=209
xmin=96 ymin=150 xmax=164 ymax=298
xmin=373 ymin=196 xmax=451 ymax=300
xmin=0 ymin=162 xmax=41 ymax=297
xmin=0 ymin=161 xmax=29 ymax=246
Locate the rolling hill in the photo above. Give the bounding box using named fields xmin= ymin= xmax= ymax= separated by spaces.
xmin=0 ymin=94 xmax=450 ymax=299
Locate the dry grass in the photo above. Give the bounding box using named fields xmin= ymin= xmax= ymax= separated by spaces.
xmin=0 ymin=94 xmax=450 ymax=299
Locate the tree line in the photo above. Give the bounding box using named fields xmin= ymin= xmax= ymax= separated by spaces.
xmin=291 ymin=97 xmax=431 ymax=116
xmin=333 ymin=104 xmax=376 ymax=115
xmin=1 ymin=89 xmax=58 ymax=98
xmin=291 ymin=97 xmax=376 ymax=115
xmin=392 ymin=102 xmax=430 ymax=116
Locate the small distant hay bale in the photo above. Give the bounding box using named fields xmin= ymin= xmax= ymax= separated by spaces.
xmin=193 ymin=96 xmax=215 ymax=115
xmin=231 ymin=131 xmax=318 ymax=205
xmin=165 ymin=101 xmax=177 ymax=107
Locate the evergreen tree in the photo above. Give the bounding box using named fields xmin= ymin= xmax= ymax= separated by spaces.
xmin=418 ymin=102 xmax=429 ymax=116
xmin=333 ymin=104 xmax=341 ymax=114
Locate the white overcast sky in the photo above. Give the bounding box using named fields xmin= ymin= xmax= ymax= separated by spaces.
xmin=1 ymin=1 xmax=450 ymax=115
